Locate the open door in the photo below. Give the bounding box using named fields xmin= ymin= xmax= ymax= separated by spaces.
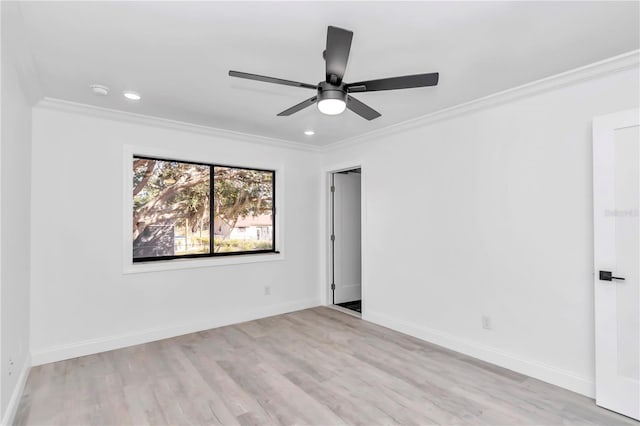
xmin=331 ymin=169 xmax=362 ymax=312
xmin=593 ymin=108 xmax=640 ymax=420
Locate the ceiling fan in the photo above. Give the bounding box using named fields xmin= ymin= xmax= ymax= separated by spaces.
xmin=229 ymin=26 xmax=439 ymax=121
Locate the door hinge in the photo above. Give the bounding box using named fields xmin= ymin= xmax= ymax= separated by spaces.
xmin=331 ymin=283 xmax=336 ymax=290
xmin=330 ymin=185 xmax=335 ymax=193
xmin=330 ymin=234 xmax=335 ymax=241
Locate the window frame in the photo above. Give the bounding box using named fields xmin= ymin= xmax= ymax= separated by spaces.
xmin=131 ymin=154 xmax=278 ymax=264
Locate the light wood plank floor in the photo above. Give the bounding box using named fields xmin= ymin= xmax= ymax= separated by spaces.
xmin=15 ymin=307 xmax=639 ymax=425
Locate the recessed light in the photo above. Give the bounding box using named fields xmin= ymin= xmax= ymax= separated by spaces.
xmin=90 ymin=84 xmax=109 ymax=96
xmin=123 ymin=91 xmax=141 ymax=101
xmin=304 ymin=130 xmax=315 ymax=136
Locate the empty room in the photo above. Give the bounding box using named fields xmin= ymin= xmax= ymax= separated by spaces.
xmin=1 ymin=1 xmax=639 ymax=425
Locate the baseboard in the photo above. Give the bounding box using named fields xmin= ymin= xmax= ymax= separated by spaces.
xmin=364 ymin=310 xmax=595 ymax=398
xmin=1 ymin=354 xmax=31 ymax=426
xmin=31 ymin=298 xmax=320 ymax=366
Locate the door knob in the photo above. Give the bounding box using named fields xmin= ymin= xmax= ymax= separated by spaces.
xmin=599 ymin=271 xmax=625 ymax=281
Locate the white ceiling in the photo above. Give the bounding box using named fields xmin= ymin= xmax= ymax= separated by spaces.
xmin=18 ymin=1 xmax=639 ymax=146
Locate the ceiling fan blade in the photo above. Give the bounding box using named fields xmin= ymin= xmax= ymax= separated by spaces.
xmin=277 ymin=96 xmax=318 ymax=116
xmin=229 ymin=70 xmax=317 ymax=90
xmin=346 ymin=72 xmax=439 ymax=92
xmin=347 ymin=95 xmax=381 ymax=121
xmin=325 ymin=26 xmax=353 ymax=85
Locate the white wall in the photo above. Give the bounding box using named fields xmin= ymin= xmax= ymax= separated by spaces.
xmin=322 ymin=64 xmax=639 ymax=397
xmin=0 ymin=2 xmax=35 ymax=422
xmin=30 ymin=105 xmax=321 ymax=364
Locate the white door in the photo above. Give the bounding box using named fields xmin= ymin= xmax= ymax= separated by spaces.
xmin=333 ymin=172 xmax=362 ymax=304
xmin=593 ymin=108 xmax=640 ymax=420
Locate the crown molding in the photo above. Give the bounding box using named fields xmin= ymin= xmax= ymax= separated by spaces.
xmin=323 ymin=49 xmax=640 ymax=152
xmin=35 ymin=98 xmax=322 ymax=153
xmin=34 ymin=50 xmax=638 ymax=154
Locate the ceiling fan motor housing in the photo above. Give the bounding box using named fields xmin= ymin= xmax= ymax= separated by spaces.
xmin=317 ymin=81 xmax=347 ymax=103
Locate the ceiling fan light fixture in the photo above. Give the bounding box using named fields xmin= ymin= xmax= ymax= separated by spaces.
xmin=318 ymin=98 xmax=346 ymax=115
xmin=317 ymin=83 xmax=347 ymax=115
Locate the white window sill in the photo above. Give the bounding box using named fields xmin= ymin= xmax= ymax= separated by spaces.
xmin=123 ymin=252 xmax=284 ymax=274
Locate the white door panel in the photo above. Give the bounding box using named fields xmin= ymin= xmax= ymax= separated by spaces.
xmin=333 ymin=172 xmax=362 ymax=304
xmin=593 ymin=108 xmax=640 ymax=420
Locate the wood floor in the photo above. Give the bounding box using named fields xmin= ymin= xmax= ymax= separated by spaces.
xmin=15 ymin=307 xmax=639 ymax=426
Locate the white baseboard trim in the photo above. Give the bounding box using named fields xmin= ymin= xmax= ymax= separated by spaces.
xmin=31 ymin=298 xmax=320 ymax=366
xmin=364 ymin=310 xmax=595 ymax=398
xmin=1 ymin=354 xmax=31 ymax=426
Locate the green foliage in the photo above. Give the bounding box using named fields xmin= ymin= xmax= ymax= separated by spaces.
xmin=133 ymin=159 xmax=210 ymax=229
xmin=214 ymin=238 xmax=272 ymax=253
xmin=213 ymin=167 xmax=273 ymax=223
xmin=133 ymin=158 xmax=273 ymax=242
xmin=175 ymin=235 xmax=210 ymax=255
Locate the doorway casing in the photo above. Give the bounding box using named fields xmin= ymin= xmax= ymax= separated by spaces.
xmin=320 ymin=162 xmax=367 ymax=316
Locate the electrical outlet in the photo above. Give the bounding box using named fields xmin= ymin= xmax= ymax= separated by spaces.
xmin=264 ymin=286 xmax=271 ymax=296
xmin=482 ymin=315 xmax=492 ymax=330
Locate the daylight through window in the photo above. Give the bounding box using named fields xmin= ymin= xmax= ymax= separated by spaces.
xmin=132 ymin=156 xmax=275 ymax=261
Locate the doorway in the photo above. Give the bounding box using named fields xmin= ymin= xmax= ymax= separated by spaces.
xmin=330 ymin=168 xmax=362 ymax=315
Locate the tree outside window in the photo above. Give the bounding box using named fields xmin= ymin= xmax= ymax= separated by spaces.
xmin=133 ymin=157 xmax=274 ymax=261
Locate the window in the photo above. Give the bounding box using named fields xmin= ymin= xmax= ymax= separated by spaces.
xmin=132 ymin=156 xmax=275 ymax=262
